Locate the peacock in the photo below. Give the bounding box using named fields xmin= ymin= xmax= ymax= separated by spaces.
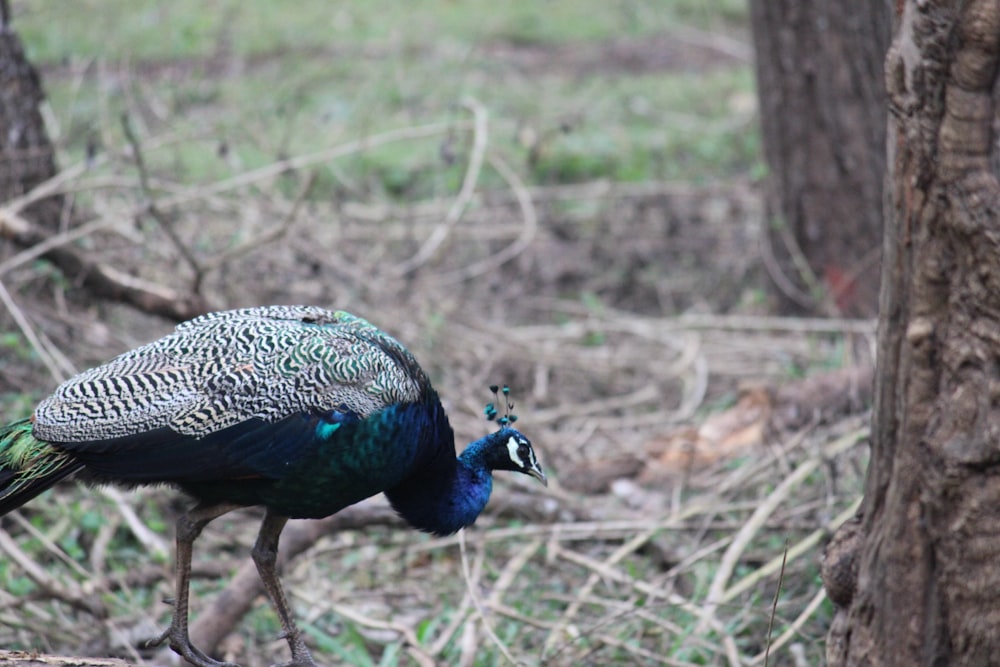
xmin=0 ymin=305 xmax=546 ymax=667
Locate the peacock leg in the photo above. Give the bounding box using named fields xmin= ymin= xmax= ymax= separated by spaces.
xmin=251 ymin=510 xmax=316 ymax=667
xmin=147 ymin=502 xmax=242 ymax=667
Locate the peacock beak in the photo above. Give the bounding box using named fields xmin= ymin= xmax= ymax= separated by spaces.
xmin=527 ymin=464 xmax=548 ymax=487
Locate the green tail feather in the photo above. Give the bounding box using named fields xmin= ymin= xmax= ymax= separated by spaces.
xmin=0 ymin=419 xmax=81 ymax=515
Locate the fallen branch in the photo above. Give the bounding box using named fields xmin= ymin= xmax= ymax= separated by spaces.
xmin=0 ymin=206 xmax=209 ymax=321
xmin=0 ymin=651 xmax=129 ymax=667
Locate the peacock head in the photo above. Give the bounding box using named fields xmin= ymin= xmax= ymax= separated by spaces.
xmin=479 ymin=427 xmax=546 ymax=486
xmin=480 ymin=385 xmax=546 ymax=486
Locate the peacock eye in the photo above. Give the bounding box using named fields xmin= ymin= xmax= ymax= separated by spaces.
xmin=518 ymin=444 xmax=530 ymax=460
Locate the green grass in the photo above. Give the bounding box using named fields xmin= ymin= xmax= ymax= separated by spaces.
xmin=17 ymin=0 xmax=755 ymax=196
xmin=18 ymin=1 xmax=747 ymax=62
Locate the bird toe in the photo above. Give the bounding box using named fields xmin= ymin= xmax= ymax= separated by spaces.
xmin=145 ymin=624 xmax=241 ymax=667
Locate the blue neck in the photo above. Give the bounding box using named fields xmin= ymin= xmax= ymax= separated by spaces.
xmin=385 ymin=436 xmax=495 ymax=536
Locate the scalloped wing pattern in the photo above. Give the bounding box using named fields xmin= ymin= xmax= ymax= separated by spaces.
xmin=33 ymin=306 xmax=427 ymax=442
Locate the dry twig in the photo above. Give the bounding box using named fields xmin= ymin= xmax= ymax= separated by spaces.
xmin=394 ymin=98 xmax=489 ymax=276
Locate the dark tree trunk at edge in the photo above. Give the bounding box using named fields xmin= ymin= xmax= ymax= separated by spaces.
xmin=0 ymin=0 xmax=61 ymax=229
xmin=824 ymin=1 xmax=1000 ymax=664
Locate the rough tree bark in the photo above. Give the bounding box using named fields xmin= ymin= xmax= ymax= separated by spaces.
xmin=748 ymin=0 xmax=892 ymax=317
xmin=0 ymin=0 xmax=62 ymax=230
xmin=823 ymin=1 xmax=1000 ymax=664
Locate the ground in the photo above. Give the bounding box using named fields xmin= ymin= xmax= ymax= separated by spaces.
xmin=0 ymin=3 xmax=868 ymax=665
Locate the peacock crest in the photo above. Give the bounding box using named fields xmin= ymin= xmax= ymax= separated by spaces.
xmin=484 ymin=384 xmax=518 ymax=428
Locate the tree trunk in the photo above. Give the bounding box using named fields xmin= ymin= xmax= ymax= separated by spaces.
xmin=823 ymin=1 xmax=1000 ymax=664
xmin=0 ymin=0 xmax=62 ymax=229
xmin=749 ymin=0 xmax=891 ymax=317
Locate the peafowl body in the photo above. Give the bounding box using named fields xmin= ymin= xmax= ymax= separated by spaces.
xmin=0 ymin=305 xmax=545 ymax=667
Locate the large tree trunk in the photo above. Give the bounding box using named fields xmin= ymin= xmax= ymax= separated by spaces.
xmin=749 ymin=0 xmax=891 ymax=317
xmin=0 ymin=0 xmax=61 ymax=229
xmin=824 ymin=1 xmax=1000 ymax=664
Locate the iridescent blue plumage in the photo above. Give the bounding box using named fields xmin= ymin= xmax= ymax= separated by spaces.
xmin=0 ymin=306 xmax=546 ymax=667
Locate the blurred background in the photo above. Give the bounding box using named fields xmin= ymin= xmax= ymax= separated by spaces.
xmin=0 ymin=2 xmax=879 ymax=665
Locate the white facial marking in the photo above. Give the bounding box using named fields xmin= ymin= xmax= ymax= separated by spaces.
xmin=506 ymin=436 xmax=525 ymax=467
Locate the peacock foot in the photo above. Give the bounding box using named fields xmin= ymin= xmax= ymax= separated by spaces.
xmin=269 ymin=634 xmax=318 ymax=667
xmin=145 ymin=624 xmax=241 ymax=667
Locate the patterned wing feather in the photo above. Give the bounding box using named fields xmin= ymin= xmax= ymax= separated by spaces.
xmin=33 ymin=306 xmax=428 ymax=443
